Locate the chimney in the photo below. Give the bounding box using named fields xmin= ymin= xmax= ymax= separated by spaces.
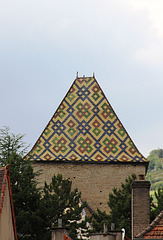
xmin=111 ymin=223 xmax=115 ymax=231
xmin=131 ymin=175 xmax=150 ymax=240
xmin=103 ymin=223 xmax=108 ymax=233
xmin=51 ymin=219 xmax=69 ymax=240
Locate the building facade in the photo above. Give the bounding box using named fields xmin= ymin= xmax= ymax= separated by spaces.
xmin=26 ymin=75 xmax=148 ymax=212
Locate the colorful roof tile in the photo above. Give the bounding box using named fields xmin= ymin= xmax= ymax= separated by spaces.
xmin=26 ymin=76 xmax=147 ymax=163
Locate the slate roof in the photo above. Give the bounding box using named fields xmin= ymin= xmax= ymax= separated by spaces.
xmin=26 ymin=76 xmax=148 ymax=163
xmin=0 ymin=165 xmax=17 ymax=240
xmin=136 ymin=211 xmax=163 ymax=239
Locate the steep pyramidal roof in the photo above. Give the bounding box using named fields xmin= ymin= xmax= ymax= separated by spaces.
xmin=27 ymin=76 xmax=147 ymax=163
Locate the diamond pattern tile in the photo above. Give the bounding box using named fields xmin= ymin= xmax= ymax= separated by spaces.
xmin=26 ymin=76 xmax=147 ymax=163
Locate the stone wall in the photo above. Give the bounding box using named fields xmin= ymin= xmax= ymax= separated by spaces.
xmin=33 ymin=162 xmax=146 ymax=213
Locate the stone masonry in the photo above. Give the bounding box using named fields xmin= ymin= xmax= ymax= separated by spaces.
xmin=131 ymin=178 xmax=150 ymax=239
xmin=27 ymin=75 xmax=148 ymax=214
xmin=33 ymin=162 xmax=146 ymax=213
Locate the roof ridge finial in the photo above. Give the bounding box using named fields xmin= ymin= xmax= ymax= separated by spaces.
xmin=76 ymin=72 xmax=78 ymax=79
xmin=93 ymin=72 xmax=95 ymax=78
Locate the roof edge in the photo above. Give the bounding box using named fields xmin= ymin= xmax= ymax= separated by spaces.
xmin=31 ymin=159 xmax=148 ymax=164
xmin=135 ymin=210 xmax=163 ymax=238
xmin=0 ymin=166 xmax=7 ymax=218
xmin=0 ymin=165 xmax=18 ymax=240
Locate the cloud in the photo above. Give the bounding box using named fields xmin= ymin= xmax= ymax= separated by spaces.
xmin=134 ymin=40 xmax=163 ymax=69
xmin=1 ymin=0 xmax=163 ymax=156
xmin=0 ymin=0 xmax=153 ymax=46
xmin=0 ymin=0 xmax=156 ymax=80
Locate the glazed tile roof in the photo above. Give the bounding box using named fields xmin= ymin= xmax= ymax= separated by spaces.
xmin=136 ymin=211 xmax=163 ymax=239
xmin=0 ymin=165 xmax=17 ymax=240
xmin=26 ymin=76 xmax=148 ymax=163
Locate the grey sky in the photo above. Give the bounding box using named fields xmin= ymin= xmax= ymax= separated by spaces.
xmin=1 ymin=0 xmax=163 ymax=157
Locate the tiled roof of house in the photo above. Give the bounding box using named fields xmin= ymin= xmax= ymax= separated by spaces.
xmin=64 ymin=234 xmax=72 ymax=240
xmin=144 ymin=226 xmax=163 ymax=239
xmin=136 ymin=211 xmax=163 ymax=239
xmin=125 ymin=236 xmax=131 ymax=240
xmin=0 ymin=165 xmax=17 ymax=240
xmin=26 ymin=76 xmax=148 ymax=164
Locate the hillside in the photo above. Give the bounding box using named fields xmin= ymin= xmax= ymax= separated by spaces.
xmin=146 ymin=149 xmax=163 ymax=193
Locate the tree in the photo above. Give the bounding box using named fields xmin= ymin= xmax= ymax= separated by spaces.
xmin=38 ymin=174 xmax=89 ymax=240
xmin=0 ymin=127 xmax=89 ymax=240
xmin=146 ymin=149 xmax=163 ymax=191
xmin=0 ymin=127 xmax=42 ymax=239
xmin=108 ymin=174 xmax=136 ymax=237
xmin=91 ymin=174 xmax=136 ymax=238
xmin=147 ymin=149 xmax=163 ymax=171
xmin=0 ymin=126 xmax=28 ymax=164
xmin=150 ymin=187 xmax=163 ymax=221
xmin=91 ymin=208 xmax=111 ymax=233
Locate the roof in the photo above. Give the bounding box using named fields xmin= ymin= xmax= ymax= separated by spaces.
xmin=125 ymin=236 xmax=131 ymax=240
xmin=26 ymin=76 xmax=148 ymax=163
xmin=136 ymin=211 xmax=163 ymax=239
xmin=144 ymin=226 xmax=163 ymax=239
xmin=0 ymin=165 xmax=17 ymax=240
xmin=64 ymin=234 xmax=72 ymax=240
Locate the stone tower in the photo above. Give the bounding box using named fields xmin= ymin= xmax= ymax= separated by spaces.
xmin=26 ymin=75 xmax=148 ymax=213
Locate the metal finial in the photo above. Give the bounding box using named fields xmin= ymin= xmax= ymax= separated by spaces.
xmin=76 ymin=71 xmax=78 ymax=78
xmin=93 ymin=72 xmax=95 ymax=78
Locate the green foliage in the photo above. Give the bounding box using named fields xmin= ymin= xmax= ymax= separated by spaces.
xmin=0 ymin=127 xmax=41 ymax=240
xmin=91 ymin=174 xmax=136 ymax=238
xmin=91 ymin=208 xmax=111 ymax=233
xmin=146 ymin=149 xmax=163 ymax=191
xmin=107 ymin=174 xmax=136 ymax=238
xmin=0 ymin=126 xmax=28 ymax=163
xmin=91 ymin=172 xmax=162 ymax=238
xmin=9 ymin=157 xmax=42 ymax=240
xmin=147 ymin=149 xmax=163 ymax=171
xmin=0 ymin=127 xmax=88 ymax=240
xmin=2 ymin=128 xmax=162 ymax=240
xmin=39 ymin=174 xmax=88 ymax=240
xmin=150 ymin=187 xmax=163 ymax=221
